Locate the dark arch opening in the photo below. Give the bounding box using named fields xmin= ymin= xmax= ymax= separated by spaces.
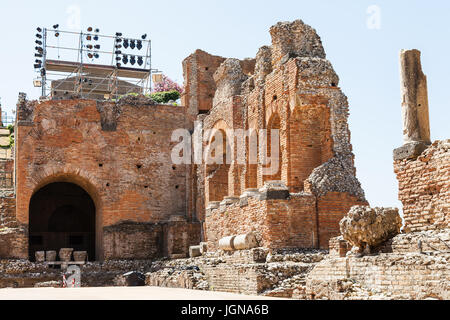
xmin=29 ymin=182 xmax=96 ymax=261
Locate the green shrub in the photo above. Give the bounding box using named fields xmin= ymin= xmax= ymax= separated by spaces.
xmin=150 ymin=90 xmax=180 ymax=104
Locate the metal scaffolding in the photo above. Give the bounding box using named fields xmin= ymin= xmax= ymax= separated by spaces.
xmin=33 ymin=27 xmax=153 ymax=100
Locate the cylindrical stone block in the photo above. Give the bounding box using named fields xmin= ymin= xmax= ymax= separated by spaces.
xmin=45 ymin=251 xmax=56 ymax=262
xmin=199 ymin=242 xmax=208 ymax=255
xmin=233 ymin=233 xmax=258 ymax=250
xmin=189 ymin=245 xmax=202 ymax=258
xmin=59 ymin=248 xmax=73 ymax=262
xmin=219 ymin=236 xmax=236 ymax=251
xmin=35 ymin=251 xmax=45 ymax=262
xmin=73 ymin=251 xmax=87 ymax=262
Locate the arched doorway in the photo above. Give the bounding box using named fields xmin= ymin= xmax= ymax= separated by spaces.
xmin=28 ymin=182 xmax=96 ymax=261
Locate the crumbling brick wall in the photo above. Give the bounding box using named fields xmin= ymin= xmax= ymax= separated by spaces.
xmin=394 ymin=140 xmax=449 ymax=232
xmin=14 ymin=98 xmax=200 ymax=260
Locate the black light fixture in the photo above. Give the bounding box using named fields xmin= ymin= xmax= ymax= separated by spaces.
xmin=88 ymin=53 xmax=93 ymax=59
xmin=137 ymin=56 xmax=143 ymax=66
xmin=94 ymin=44 xmax=100 ymax=49
xmin=94 ymin=53 xmax=99 ymax=59
xmin=115 ymin=44 xmax=122 ymax=49
xmin=130 ymin=39 xmax=135 ymax=49
xmin=122 ymin=55 xmax=128 ymax=64
xmin=93 ymin=35 xmax=99 ymax=41
xmin=55 ymin=32 xmax=60 ymax=37
xmin=40 ymin=68 xmax=46 ymax=76
xmin=136 ymin=40 xmax=142 ymax=50
xmin=35 ymin=40 xmax=42 ymax=45
xmin=123 ymin=39 xmax=129 ymax=48
xmin=116 ymin=62 xmax=121 ymax=68
xmin=115 ymin=32 xmax=122 ymax=37
xmin=34 ymin=64 xmax=41 ymax=69
xmin=87 ymin=44 xmax=93 ymax=49
xmin=95 ymin=28 xmax=100 ymax=33
xmin=53 ymin=24 xmax=59 ymax=29
xmin=36 ymin=27 xmax=42 ymax=32
xmin=115 ymin=50 xmax=121 ymax=55
xmin=35 ymin=59 xmax=42 ymax=63
xmin=35 ymin=46 xmax=43 ymax=52
xmin=87 ymin=27 xmax=93 ymax=32
xmin=35 ymin=53 xmax=43 ymax=57
xmin=130 ymin=55 xmax=136 ymax=65
xmin=36 ymin=33 xmax=42 ymax=39
xmin=141 ymin=34 xmax=147 ymax=40
xmin=115 ymin=56 xmax=121 ymax=61
xmin=86 ymin=35 xmax=92 ymax=41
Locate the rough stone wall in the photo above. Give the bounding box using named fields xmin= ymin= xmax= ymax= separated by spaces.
xmin=0 ymin=192 xmax=27 ymax=259
xmin=14 ymin=98 xmax=198 ymax=260
xmin=394 ymin=140 xmax=449 ymax=232
xmin=306 ymin=252 xmax=450 ymax=300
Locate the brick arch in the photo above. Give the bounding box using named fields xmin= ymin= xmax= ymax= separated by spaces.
xmin=23 ymin=168 xmax=104 ymax=261
xmin=263 ymin=112 xmax=282 ymax=182
xmin=288 ymin=104 xmax=333 ymax=192
xmin=204 ymin=120 xmax=232 ymax=204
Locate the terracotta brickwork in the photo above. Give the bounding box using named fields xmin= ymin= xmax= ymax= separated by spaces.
xmin=14 ymin=97 xmax=199 ymax=260
xmin=188 ymin=20 xmax=367 ymax=250
xmin=394 ymin=140 xmax=449 ymax=232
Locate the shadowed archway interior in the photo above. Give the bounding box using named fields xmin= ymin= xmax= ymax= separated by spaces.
xmin=29 ymin=182 xmax=96 ymax=261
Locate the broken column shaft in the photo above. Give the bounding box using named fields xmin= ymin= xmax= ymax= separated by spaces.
xmin=399 ymin=49 xmax=431 ymax=145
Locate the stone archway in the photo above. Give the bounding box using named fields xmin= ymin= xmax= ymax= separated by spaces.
xmin=28 ymin=182 xmax=96 ymax=261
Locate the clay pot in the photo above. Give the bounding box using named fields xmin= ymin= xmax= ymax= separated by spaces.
xmin=45 ymin=251 xmax=57 ymax=262
xmin=35 ymin=251 xmax=45 ymax=262
xmin=73 ymin=251 xmax=87 ymax=262
xmin=59 ymin=248 xmax=73 ymax=262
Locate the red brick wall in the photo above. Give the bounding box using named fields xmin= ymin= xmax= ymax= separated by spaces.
xmin=205 ymin=194 xmax=316 ymax=250
xmin=15 ymin=99 xmax=196 ymax=260
xmin=394 ymin=140 xmax=449 ymax=232
xmin=317 ymin=192 xmax=368 ymax=249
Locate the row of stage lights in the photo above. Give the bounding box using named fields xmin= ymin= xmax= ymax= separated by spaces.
xmin=34 ymin=24 xmax=60 ymax=70
xmin=114 ymin=32 xmax=147 ymax=67
xmin=34 ymin=25 xmax=148 ymax=69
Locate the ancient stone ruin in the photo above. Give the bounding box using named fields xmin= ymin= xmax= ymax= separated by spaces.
xmin=0 ymin=20 xmax=448 ymax=300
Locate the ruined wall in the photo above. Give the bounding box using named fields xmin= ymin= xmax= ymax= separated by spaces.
xmin=14 ymin=97 xmax=198 ymax=260
xmin=195 ymin=20 xmax=366 ymax=251
xmin=205 ymin=192 xmax=316 ymax=251
xmin=0 ymin=193 xmax=27 ymax=259
xmin=394 ymin=140 xmax=449 ymax=232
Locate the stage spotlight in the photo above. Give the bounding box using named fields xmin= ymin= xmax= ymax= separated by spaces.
xmin=35 ymin=46 xmax=43 ymax=52
xmin=36 ymin=33 xmax=42 ymax=39
xmin=130 ymin=56 xmax=136 ymax=65
xmin=40 ymin=68 xmax=46 ymax=76
xmin=36 ymin=27 xmax=42 ymax=32
xmin=53 ymin=24 xmax=59 ymax=29
xmin=94 ymin=53 xmax=99 ymax=59
xmin=35 ymin=40 xmax=42 ymax=45
xmin=136 ymin=40 xmax=142 ymax=50
xmin=93 ymin=35 xmax=99 ymax=41
xmin=95 ymin=28 xmax=100 ymax=33
xmin=137 ymin=56 xmax=143 ymax=66
xmin=35 ymin=53 xmax=43 ymax=57
xmin=123 ymin=39 xmax=129 ymax=48
xmin=115 ymin=38 xmax=122 ymax=43
xmin=115 ymin=44 xmax=122 ymax=49
xmin=35 ymin=59 xmax=42 ymax=63
xmin=122 ymin=55 xmax=128 ymax=64
xmin=115 ymin=32 xmax=122 ymax=37
xmin=88 ymin=53 xmax=93 ymax=59
xmin=94 ymin=45 xmax=100 ymax=49
xmin=87 ymin=27 xmax=93 ymax=32
xmin=55 ymin=32 xmax=60 ymax=37
xmin=115 ymin=56 xmax=121 ymax=61
xmin=34 ymin=64 xmax=41 ymax=69
xmin=116 ymin=63 xmax=121 ymax=68
xmin=130 ymin=40 xmax=135 ymax=49
xmin=141 ymin=34 xmax=147 ymax=40
xmin=87 ymin=44 xmax=93 ymax=49
xmin=115 ymin=50 xmax=121 ymax=55
xmin=86 ymin=35 xmax=92 ymax=41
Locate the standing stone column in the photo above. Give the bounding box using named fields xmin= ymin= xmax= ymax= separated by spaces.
xmin=394 ymin=50 xmax=431 ymax=161
xmin=400 ymin=49 xmax=431 ymax=145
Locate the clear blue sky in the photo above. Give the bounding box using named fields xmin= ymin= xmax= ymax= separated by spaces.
xmin=0 ymin=1 xmax=448 ymax=209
